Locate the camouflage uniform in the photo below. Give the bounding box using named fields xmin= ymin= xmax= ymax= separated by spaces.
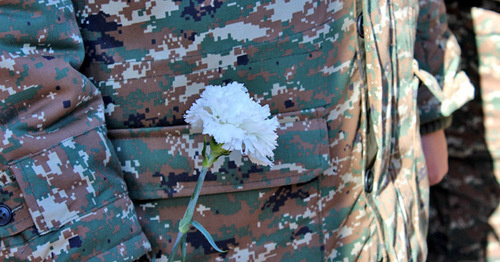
xmin=0 ymin=0 xmax=473 ymax=261
xmin=427 ymin=1 xmax=500 ymax=261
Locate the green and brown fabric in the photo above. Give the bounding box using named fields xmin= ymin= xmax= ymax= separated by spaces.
xmin=0 ymin=0 xmax=473 ymax=261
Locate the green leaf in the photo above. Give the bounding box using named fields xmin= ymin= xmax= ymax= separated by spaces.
xmin=179 ymin=218 xmax=191 ymax=234
xmin=191 ymin=220 xmax=227 ymax=253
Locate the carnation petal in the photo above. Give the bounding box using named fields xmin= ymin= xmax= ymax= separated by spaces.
xmin=184 ymin=82 xmax=279 ymax=166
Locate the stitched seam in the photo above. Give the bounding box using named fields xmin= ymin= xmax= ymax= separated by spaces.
xmin=127 ymin=170 xmax=321 ymax=193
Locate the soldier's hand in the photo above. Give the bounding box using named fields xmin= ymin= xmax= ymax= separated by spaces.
xmin=421 ymin=129 xmax=449 ymax=186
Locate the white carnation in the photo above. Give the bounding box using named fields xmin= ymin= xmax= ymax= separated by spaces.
xmin=184 ymin=82 xmax=279 ymax=166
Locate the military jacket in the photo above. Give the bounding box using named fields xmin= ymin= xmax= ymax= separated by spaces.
xmin=0 ymin=0 xmax=473 ymax=261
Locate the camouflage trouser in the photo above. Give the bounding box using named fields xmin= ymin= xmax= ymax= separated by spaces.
xmin=427 ymin=3 xmax=500 ymax=261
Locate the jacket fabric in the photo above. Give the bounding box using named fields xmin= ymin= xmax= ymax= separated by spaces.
xmin=0 ymin=0 xmax=473 ymax=261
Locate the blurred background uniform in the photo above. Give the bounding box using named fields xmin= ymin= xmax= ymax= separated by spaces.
xmin=427 ymin=1 xmax=500 ymax=261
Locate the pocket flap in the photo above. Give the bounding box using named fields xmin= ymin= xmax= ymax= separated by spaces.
xmin=9 ymin=127 xmax=128 ymax=235
xmin=108 ymin=108 xmax=330 ymax=200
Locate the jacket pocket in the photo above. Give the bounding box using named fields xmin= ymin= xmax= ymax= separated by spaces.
xmin=8 ymin=126 xmax=127 ymax=235
xmin=108 ymin=107 xmax=330 ymax=200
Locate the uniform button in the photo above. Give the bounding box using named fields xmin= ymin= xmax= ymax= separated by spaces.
xmin=357 ymin=13 xmax=364 ymax=38
xmin=0 ymin=204 xmax=13 ymax=226
xmin=364 ymin=169 xmax=374 ymax=193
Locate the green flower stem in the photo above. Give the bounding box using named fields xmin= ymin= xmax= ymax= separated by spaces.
xmin=169 ymin=231 xmax=186 ymax=262
xmin=168 ymin=137 xmax=230 ymax=262
xmin=179 ymin=166 xmax=208 ymax=234
xmin=168 ymin=166 xmax=207 ymax=262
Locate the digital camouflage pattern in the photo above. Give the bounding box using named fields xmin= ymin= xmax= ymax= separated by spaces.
xmin=0 ymin=1 xmax=151 ymax=260
xmin=427 ymin=1 xmax=500 ymax=261
xmin=476 ymin=7 xmax=500 ymax=260
xmin=0 ymin=0 xmax=473 ymax=261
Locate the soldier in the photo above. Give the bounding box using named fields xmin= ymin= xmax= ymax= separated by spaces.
xmin=427 ymin=1 xmax=500 ymax=261
xmin=0 ymin=0 xmax=472 ymax=261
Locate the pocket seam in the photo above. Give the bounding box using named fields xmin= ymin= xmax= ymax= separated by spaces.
xmin=127 ymin=171 xmax=320 ymax=192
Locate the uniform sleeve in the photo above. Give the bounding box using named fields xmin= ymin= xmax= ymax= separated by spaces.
xmin=0 ymin=1 xmax=149 ymax=260
xmin=414 ymin=0 xmax=474 ymax=133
